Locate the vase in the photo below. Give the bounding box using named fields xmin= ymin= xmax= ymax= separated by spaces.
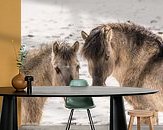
xmin=11 ymin=72 xmax=27 ymax=91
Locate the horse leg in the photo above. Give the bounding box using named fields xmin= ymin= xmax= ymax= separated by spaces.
xmin=22 ymin=97 xmax=47 ymax=125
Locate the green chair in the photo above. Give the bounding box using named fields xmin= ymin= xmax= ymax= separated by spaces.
xmin=65 ymin=79 xmax=96 ymax=130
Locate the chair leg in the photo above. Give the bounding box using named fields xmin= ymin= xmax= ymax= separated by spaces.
xmin=87 ymin=109 xmax=96 ymax=130
xmin=149 ymin=117 xmax=154 ymax=130
xmin=137 ymin=117 xmax=141 ymax=130
xmin=128 ymin=116 xmax=134 ymax=130
xmin=66 ymin=109 xmax=74 ymax=130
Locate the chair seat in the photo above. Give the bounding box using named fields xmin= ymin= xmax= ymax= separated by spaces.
xmin=65 ymin=97 xmax=95 ymax=109
xmin=128 ymin=110 xmax=154 ymax=117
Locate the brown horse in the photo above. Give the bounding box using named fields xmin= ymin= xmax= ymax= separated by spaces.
xmin=81 ymin=22 xmax=163 ymax=112
xmin=22 ymin=41 xmax=79 ymax=124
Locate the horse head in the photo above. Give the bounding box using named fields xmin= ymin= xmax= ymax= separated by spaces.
xmin=51 ymin=41 xmax=80 ymax=86
xmin=81 ymin=26 xmax=113 ymax=86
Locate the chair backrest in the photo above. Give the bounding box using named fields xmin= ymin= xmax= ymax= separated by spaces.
xmin=69 ymin=79 xmax=88 ymax=87
xmin=65 ymin=79 xmax=95 ymax=109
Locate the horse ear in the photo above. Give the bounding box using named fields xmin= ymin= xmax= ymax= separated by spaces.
xmin=53 ymin=41 xmax=59 ymax=55
xmin=81 ymin=31 xmax=88 ymax=40
xmin=72 ymin=41 xmax=79 ymax=53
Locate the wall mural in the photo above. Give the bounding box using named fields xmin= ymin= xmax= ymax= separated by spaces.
xmin=21 ymin=0 xmax=163 ymax=125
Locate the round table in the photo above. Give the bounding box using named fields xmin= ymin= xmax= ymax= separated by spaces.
xmin=0 ymin=86 xmax=158 ymax=130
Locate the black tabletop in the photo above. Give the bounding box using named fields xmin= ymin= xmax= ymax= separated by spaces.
xmin=0 ymin=86 xmax=159 ymax=97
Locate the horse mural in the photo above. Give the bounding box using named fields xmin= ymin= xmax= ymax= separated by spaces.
xmin=81 ymin=22 xmax=163 ymax=112
xmin=22 ymin=41 xmax=80 ymax=124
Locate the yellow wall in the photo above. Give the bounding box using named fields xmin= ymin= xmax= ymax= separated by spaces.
xmin=0 ymin=0 xmax=21 ymax=85
xmin=0 ymin=0 xmax=21 ymax=125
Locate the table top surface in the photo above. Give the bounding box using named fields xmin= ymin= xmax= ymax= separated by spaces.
xmin=0 ymin=86 xmax=159 ymax=97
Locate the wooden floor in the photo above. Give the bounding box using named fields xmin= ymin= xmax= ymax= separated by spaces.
xmin=20 ymin=125 xmax=163 ymax=130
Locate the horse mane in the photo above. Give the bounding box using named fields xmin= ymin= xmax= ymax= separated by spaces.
xmin=106 ymin=22 xmax=163 ymax=57
xmin=81 ymin=22 xmax=163 ymax=60
xmin=81 ymin=25 xmax=107 ymax=60
xmin=105 ymin=22 xmax=163 ymax=44
xmin=56 ymin=43 xmax=76 ymax=61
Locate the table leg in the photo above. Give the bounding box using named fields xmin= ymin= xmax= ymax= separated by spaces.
xmin=0 ymin=96 xmax=18 ymax=130
xmin=110 ymin=96 xmax=127 ymax=130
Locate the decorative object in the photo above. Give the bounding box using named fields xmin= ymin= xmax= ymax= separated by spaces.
xmin=12 ymin=72 xmax=27 ymax=91
xmin=25 ymin=76 xmax=34 ymax=94
xmin=11 ymin=41 xmax=27 ymax=91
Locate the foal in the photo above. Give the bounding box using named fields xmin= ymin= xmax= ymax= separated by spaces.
xmin=22 ymin=41 xmax=80 ymax=124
